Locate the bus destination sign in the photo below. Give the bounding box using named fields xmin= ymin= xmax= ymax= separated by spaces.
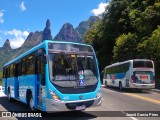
xmin=48 ymin=43 xmax=92 ymax=52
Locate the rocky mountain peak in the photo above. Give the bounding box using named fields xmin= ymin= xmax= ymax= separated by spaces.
xmin=43 ymin=19 xmax=52 ymax=41
xmin=75 ymin=16 xmax=99 ymax=39
xmin=3 ymin=39 xmax=11 ymax=49
xmin=53 ymin=22 xmax=82 ymax=43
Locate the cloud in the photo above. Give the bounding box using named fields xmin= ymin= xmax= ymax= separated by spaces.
xmin=91 ymin=2 xmax=109 ymax=16
xmin=0 ymin=10 xmax=4 ymax=23
xmin=20 ymin=1 xmax=26 ymax=11
xmin=4 ymin=29 xmax=29 ymax=49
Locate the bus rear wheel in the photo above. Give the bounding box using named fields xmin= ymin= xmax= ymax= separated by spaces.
xmin=8 ymin=88 xmax=13 ymax=102
xmin=105 ymin=81 xmax=107 ymax=87
xmin=28 ymin=94 xmax=35 ymax=111
xmin=119 ymin=82 xmax=123 ymax=91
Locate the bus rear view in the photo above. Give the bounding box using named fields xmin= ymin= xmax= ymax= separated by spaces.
xmin=131 ymin=59 xmax=155 ymax=89
xmin=103 ymin=59 xmax=155 ymax=90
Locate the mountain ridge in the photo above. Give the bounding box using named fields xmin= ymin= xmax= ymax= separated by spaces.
xmin=0 ymin=16 xmax=98 ymax=71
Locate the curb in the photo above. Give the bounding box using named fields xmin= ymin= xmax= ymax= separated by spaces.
xmin=148 ymin=89 xmax=160 ymax=93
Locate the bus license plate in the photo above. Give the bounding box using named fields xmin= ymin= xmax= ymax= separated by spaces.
xmin=76 ymin=105 xmax=85 ymax=110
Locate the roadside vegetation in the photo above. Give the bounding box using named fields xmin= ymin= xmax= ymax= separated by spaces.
xmin=84 ymin=0 xmax=160 ymax=88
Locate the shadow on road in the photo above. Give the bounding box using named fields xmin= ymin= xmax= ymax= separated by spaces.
xmin=0 ymin=96 xmax=97 ymax=120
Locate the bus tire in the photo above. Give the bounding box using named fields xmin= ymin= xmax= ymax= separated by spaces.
xmin=105 ymin=81 xmax=109 ymax=88
xmin=8 ymin=87 xmax=13 ymax=102
xmin=119 ymin=82 xmax=123 ymax=91
xmin=105 ymin=81 xmax=107 ymax=87
xmin=28 ymin=93 xmax=35 ymax=111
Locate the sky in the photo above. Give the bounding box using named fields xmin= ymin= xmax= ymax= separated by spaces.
xmin=0 ymin=0 xmax=110 ymax=49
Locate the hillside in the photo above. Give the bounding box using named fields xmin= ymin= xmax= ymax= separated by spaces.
xmin=84 ymin=0 xmax=160 ymax=88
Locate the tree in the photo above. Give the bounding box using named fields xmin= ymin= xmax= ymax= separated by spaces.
xmin=113 ymin=33 xmax=138 ymax=62
xmin=139 ymin=26 xmax=160 ymax=88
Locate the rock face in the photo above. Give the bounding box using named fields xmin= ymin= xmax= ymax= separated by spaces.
xmin=0 ymin=39 xmax=15 ymax=71
xmin=54 ymin=23 xmax=82 ymax=43
xmin=11 ymin=31 xmax=43 ymax=59
xmin=43 ymin=19 xmax=52 ymax=41
xmin=2 ymin=39 xmax=11 ymax=49
xmin=0 ymin=17 xmax=98 ymax=71
xmin=75 ymin=16 xmax=99 ymax=39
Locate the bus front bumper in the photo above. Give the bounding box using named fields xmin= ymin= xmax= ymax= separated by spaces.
xmin=45 ymin=95 xmax=102 ymax=112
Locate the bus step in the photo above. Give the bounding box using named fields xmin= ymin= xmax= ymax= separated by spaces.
xmin=36 ymin=107 xmax=43 ymax=111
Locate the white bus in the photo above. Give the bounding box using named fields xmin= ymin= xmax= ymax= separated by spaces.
xmin=102 ymin=59 xmax=155 ymax=90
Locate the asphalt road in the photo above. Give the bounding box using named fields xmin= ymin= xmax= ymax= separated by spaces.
xmin=0 ymin=87 xmax=160 ymax=120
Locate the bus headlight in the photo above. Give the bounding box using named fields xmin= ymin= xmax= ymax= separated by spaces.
xmin=49 ymin=90 xmax=61 ymax=101
xmin=96 ymin=87 xmax=102 ymax=98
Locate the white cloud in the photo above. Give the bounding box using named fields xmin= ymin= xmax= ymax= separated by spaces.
xmin=20 ymin=1 xmax=26 ymax=11
xmin=4 ymin=29 xmax=29 ymax=49
xmin=0 ymin=10 xmax=4 ymax=23
xmin=91 ymin=2 xmax=109 ymax=16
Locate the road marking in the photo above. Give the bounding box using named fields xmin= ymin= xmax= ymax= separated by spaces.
xmin=123 ymin=93 xmax=160 ymax=105
xmin=130 ymin=117 xmax=138 ymax=120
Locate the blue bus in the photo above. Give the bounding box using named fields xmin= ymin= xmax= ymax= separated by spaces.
xmin=2 ymin=40 xmax=102 ymax=111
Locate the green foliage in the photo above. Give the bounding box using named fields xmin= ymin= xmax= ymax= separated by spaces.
xmin=138 ymin=26 xmax=160 ymax=88
xmin=84 ymin=0 xmax=160 ymax=87
xmin=113 ymin=33 xmax=138 ymax=62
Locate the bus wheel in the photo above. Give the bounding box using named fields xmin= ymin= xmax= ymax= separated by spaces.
xmin=8 ymin=88 xmax=13 ymax=102
xmin=28 ymin=94 xmax=35 ymax=111
xmin=119 ymin=82 xmax=123 ymax=91
xmin=105 ymin=81 xmax=107 ymax=87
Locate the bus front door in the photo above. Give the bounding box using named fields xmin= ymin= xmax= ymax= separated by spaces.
xmin=36 ymin=55 xmax=45 ymax=109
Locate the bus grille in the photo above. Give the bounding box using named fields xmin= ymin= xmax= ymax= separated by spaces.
xmin=54 ymin=84 xmax=97 ymax=94
xmin=65 ymin=100 xmax=94 ymax=110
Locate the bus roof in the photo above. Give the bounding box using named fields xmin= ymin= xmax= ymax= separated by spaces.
xmin=104 ymin=59 xmax=153 ymax=69
xmin=4 ymin=40 xmax=92 ymax=67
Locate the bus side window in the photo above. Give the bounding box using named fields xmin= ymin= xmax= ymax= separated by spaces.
xmin=3 ymin=67 xmax=5 ymax=78
xmin=7 ymin=66 xmax=10 ymax=78
xmin=36 ymin=55 xmax=45 ymax=86
xmin=15 ymin=61 xmax=21 ymax=77
xmin=22 ymin=57 xmax=27 ymax=75
xmin=10 ymin=64 xmax=15 ymax=78
xmin=5 ymin=68 xmax=8 ymax=78
xmin=26 ymin=53 xmax=35 ymax=75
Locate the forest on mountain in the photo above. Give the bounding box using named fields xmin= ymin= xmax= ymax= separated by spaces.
xmin=84 ymin=0 xmax=160 ymax=88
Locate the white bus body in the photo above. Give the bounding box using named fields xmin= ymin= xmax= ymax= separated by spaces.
xmin=103 ymin=59 xmax=155 ymax=90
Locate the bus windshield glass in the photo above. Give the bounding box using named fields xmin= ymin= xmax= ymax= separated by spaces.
xmin=48 ymin=43 xmax=98 ymax=87
xmin=133 ymin=61 xmax=153 ymax=68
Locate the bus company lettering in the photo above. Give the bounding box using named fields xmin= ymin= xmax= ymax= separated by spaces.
xmin=70 ymin=47 xmax=79 ymax=52
xmin=136 ymin=74 xmax=149 ymax=80
xmin=139 ymin=75 xmax=148 ymax=80
xmin=52 ymin=45 xmax=58 ymax=50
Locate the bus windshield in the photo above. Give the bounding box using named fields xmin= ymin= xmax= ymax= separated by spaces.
xmin=133 ymin=61 xmax=153 ymax=68
xmin=49 ymin=52 xmax=98 ymax=87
